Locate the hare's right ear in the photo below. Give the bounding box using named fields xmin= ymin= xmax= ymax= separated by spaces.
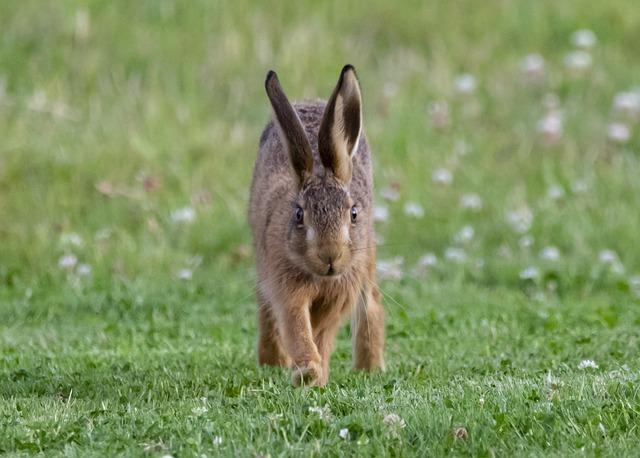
xmin=318 ymin=65 xmax=362 ymax=184
xmin=265 ymin=71 xmax=313 ymax=184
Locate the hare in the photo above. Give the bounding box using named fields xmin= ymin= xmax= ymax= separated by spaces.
xmin=249 ymin=65 xmax=384 ymax=386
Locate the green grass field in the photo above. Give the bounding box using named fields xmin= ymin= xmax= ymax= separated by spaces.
xmin=2 ymin=0 xmax=640 ymax=456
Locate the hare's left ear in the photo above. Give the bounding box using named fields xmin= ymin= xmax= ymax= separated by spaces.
xmin=318 ymin=65 xmax=362 ymax=183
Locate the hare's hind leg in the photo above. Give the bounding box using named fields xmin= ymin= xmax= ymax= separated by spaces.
xmin=352 ymin=282 xmax=385 ymax=371
xmin=257 ymin=294 xmax=290 ymax=367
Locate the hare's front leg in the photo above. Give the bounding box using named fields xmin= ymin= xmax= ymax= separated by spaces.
xmin=352 ymin=283 xmax=385 ymax=370
xmin=276 ymin=299 xmax=325 ymax=386
xmin=257 ymin=292 xmax=290 ymax=367
xmin=313 ymin=320 xmax=341 ymax=383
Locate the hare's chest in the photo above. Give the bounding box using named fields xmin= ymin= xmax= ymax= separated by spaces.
xmin=309 ymin=280 xmax=358 ymax=330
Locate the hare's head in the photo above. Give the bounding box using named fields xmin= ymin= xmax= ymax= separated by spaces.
xmin=265 ymin=65 xmax=366 ymax=277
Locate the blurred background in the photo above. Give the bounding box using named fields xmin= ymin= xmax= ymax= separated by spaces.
xmin=3 ymin=1 xmax=640 ymax=454
xmin=1 ymin=0 xmax=640 ymax=302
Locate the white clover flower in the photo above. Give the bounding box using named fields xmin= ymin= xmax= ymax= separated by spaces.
xmin=454 ymin=73 xmax=476 ymax=95
xmin=60 ymin=232 xmax=83 ymax=247
xmin=598 ymin=250 xmax=618 ymax=264
xmin=376 ymin=257 xmax=404 ymax=280
xmin=432 ymin=168 xmax=453 ymax=185
xmin=571 ymin=179 xmax=589 ymax=194
xmin=564 ymin=51 xmax=592 ymax=75
xmin=519 ymin=235 xmax=534 ymax=249
xmin=537 ymin=111 xmax=563 ymax=144
xmin=191 ymin=406 xmax=208 ymax=415
xmin=373 ymin=204 xmax=390 ymax=222
xmin=506 ymin=207 xmax=533 ymax=234
xmin=547 ymin=184 xmax=565 ymax=201
xmin=77 ymin=263 xmax=92 ymax=277
xmin=571 ymin=29 xmax=597 ymax=49
xmin=308 ymin=405 xmax=332 ymax=421
xmin=412 ymin=253 xmax=438 ymax=277
xmin=519 ymin=266 xmax=540 ymax=280
xmin=170 ymin=206 xmax=196 ymax=224
xmin=598 ymin=250 xmax=624 ymax=274
xmin=383 ymin=413 xmax=406 ymax=429
xmin=613 ymin=91 xmax=640 ymax=117
xmin=177 ymin=268 xmax=193 ymax=280
xmin=380 ymin=186 xmax=400 ymax=202
xmin=212 ymin=436 xmax=223 ymax=446
xmin=459 ymin=193 xmax=483 ymax=211
xmin=339 ymin=428 xmax=349 ymax=439
xmin=607 ymin=122 xmax=631 ymax=144
xmin=577 ymin=359 xmax=598 ymax=370
xmin=403 ymin=201 xmax=424 ymax=219
xmin=418 ymin=253 xmax=438 ymax=267
xmin=454 ymin=225 xmax=474 ymax=244
xmin=444 ymin=247 xmax=466 ymax=263
xmin=540 ymin=246 xmax=560 ymax=262
xmin=521 ymin=53 xmax=545 ymax=82
xmin=58 ymin=254 xmax=78 ymax=269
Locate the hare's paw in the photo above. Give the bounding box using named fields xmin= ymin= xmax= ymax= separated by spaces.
xmin=291 ymin=360 xmax=325 ymax=387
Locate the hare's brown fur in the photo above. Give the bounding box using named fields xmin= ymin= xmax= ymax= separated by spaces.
xmin=249 ymin=67 xmax=384 ymax=386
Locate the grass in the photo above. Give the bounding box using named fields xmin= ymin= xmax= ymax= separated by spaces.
xmin=1 ymin=0 xmax=640 ymax=455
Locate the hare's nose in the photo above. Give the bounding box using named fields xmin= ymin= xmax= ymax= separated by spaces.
xmin=318 ymin=247 xmax=343 ymax=267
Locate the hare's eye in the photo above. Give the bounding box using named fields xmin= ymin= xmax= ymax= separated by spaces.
xmin=350 ymin=206 xmax=358 ymax=223
xmin=294 ymin=206 xmax=304 ymax=224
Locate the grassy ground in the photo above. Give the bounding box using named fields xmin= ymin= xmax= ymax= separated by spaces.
xmin=2 ymin=0 xmax=640 ymax=456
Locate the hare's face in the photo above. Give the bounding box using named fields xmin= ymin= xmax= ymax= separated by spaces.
xmin=264 ymin=65 xmax=366 ymax=278
xmin=288 ymin=178 xmax=360 ymax=277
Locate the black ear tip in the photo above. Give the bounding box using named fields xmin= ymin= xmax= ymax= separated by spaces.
xmin=265 ymin=70 xmax=278 ymax=89
xmin=341 ymin=64 xmax=356 ymax=76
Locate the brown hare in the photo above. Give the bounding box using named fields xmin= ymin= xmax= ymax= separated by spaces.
xmin=249 ymin=65 xmax=384 ymax=387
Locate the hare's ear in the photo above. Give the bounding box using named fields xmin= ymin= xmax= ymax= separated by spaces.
xmin=265 ymin=71 xmax=313 ymax=184
xmin=318 ymin=65 xmax=362 ymax=183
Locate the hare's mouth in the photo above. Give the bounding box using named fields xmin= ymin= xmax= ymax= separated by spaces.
xmin=302 ymin=251 xmax=349 ymax=278
xmin=317 ymin=263 xmax=346 ymax=278
xmin=306 ymin=261 xmax=344 ymax=278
